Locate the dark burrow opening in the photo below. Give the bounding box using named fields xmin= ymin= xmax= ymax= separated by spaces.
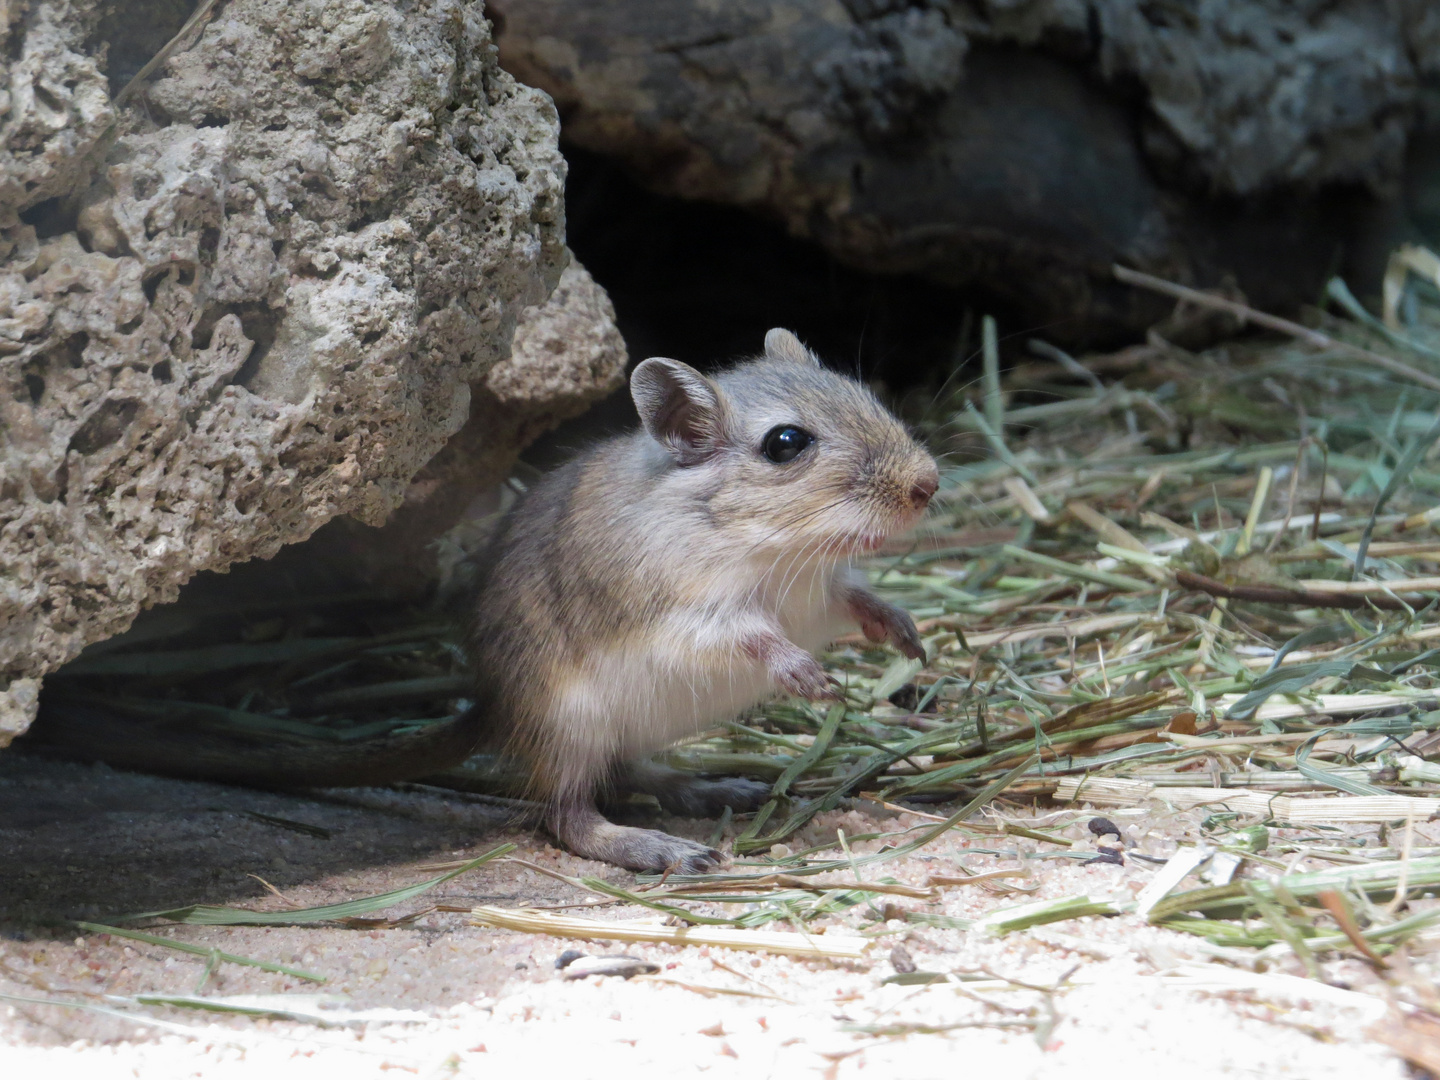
xmin=526 ymin=145 xmax=1013 ymax=461
xmin=562 ymin=146 xmax=997 ymax=380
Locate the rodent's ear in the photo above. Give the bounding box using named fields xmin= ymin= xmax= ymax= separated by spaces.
xmin=764 ymin=328 xmax=820 ymax=366
xmin=630 ymin=357 xmax=728 ymax=465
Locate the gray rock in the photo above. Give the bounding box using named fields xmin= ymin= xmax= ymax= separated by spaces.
xmin=491 ymin=0 xmax=1437 ymax=334
xmin=289 ymin=253 xmax=628 ymax=594
xmin=0 ymin=0 xmax=573 ymax=743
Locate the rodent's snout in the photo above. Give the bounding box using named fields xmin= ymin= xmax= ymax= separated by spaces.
xmin=908 ymin=466 xmax=939 ymax=511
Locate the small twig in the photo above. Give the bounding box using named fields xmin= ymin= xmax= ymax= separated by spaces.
xmin=470 ymin=906 xmax=870 ymax=959
xmin=1174 ymin=570 xmax=1411 ymax=610
xmin=1390 ymin=813 xmax=1419 ymax=916
xmin=245 ymin=874 xmax=295 ymax=904
xmin=1314 ymin=891 xmax=1388 ymax=970
xmin=964 ymin=402 xmax=1038 ymax=485
xmin=1265 ymin=442 xmax=1308 ymax=555
xmin=1113 ymin=265 xmax=1440 ymax=393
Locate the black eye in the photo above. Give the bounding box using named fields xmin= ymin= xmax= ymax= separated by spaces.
xmin=761 ymin=425 xmax=814 ymax=464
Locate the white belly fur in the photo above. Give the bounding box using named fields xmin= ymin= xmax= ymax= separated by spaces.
xmin=550 ymin=569 xmax=849 ymax=761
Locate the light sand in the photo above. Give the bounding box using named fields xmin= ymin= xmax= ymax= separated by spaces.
xmin=0 ymin=755 xmax=1421 ymax=1077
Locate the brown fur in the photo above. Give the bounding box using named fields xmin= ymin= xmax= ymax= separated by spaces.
xmin=467 ymin=329 xmax=938 ymax=873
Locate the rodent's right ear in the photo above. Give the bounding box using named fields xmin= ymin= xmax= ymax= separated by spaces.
xmin=630 ymin=358 xmax=728 ymax=466
xmin=764 ymin=328 xmax=821 ymax=366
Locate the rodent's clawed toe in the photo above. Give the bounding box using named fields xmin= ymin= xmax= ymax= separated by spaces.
xmin=774 ymin=652 xmax=841 ymax=702
xmin=618 ymin=830 xmax=727 ymax=874
xmin=893 ymin=621 xmax=926 ymax=661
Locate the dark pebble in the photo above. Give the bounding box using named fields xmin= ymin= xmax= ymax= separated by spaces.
xmin=1087 ymin=816 xmax=1121 ymax=839
xmin=888 ymin=684 xmax=920 ymax=711
xmin=889 ymin=945 xmax=918 ymax=974
xmin=555 ymin=950 xmax=585 ymax=970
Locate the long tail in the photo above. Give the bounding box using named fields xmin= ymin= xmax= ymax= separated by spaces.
xmin=16 ymin=697 xmax=486 ymax=790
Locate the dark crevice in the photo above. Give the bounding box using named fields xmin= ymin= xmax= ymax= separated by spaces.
xmin=52 ymin=332 xmax=89 ymax=369
xmin=50 ymin=460 xmax=69 ymax=504
xmin=524 ymin=146 xmax=1001 ymax=467
xmin=141 ymin=268 xmax=169 ymax=304
xmin=5 ymin=20 xmax=24 ymax=62
xmin=32 ymin=84 xmax=64 ymax=115
xmin=189 ymin=304 xmax=227 ymax=350
xmin=226 ymin=304 xmax=281 ymax=389
xmin=68 ymin=400 xmax=141 ymax=456
xmin=191 ymin=302 xmax=280 ymax=383
xmin=19 ymin=196 xmax=81 ymax=239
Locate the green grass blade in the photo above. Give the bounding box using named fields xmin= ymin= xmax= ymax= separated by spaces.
xmin=124 ymin=843 xmax=515 ymax=925
xmin=74 ymin=922 xmax=326 ymax=982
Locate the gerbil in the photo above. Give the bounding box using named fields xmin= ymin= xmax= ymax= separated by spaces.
xmin=467 ymin=328 xmax=939 ymax=872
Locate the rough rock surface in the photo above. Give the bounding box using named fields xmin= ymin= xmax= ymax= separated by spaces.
xmin=273 ymin=254 xmax=628 ymax=594
xmin=0 ymin=0 xmax=569 ymax=743
xmin=492 ymin=0 xmax=1439 ymax=332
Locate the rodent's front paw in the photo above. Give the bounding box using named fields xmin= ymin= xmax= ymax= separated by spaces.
xmin=887 ymin=611 xmax=926 ymax=661
xmin=775 ymin=654 xmax=841 ymax=701
xmin=860 ymin=609 xmax=925 ymax=660
xmin=849 ymin=591 xmax=926 ymax=661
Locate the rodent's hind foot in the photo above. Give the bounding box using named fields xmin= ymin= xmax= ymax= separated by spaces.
xmin=579 ymin=823 xmax=725 ymax=873
xmin=549 ymin=802 xmax=727 ymax=873
xmin=621 ymin=761 xmax=772 ymax=818
xmin=654 ymin=775 xmax=772 ymax=818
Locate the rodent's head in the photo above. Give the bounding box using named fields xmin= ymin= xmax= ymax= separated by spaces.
xmin=630 ymin=329 xmax=939 ymax=557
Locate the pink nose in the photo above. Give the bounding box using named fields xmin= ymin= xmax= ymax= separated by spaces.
xmin=909 ymin=471 xmax=938 ymax=509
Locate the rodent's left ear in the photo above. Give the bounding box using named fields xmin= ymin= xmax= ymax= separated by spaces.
xmin=631 ymin=357 xmax=728 ymax=465
xmin=764 ymin=328 xmax=820 ymax=366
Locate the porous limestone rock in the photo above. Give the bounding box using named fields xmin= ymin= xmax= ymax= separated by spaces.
xmin=281 ymin=253 xmax=628 ymax=593
xmin=0 ymin=0 xmax=571 ymax=743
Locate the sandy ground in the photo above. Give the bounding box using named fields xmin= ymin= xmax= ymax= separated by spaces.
xmin=0 ymin=753 xmax=1422 ymax=1078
